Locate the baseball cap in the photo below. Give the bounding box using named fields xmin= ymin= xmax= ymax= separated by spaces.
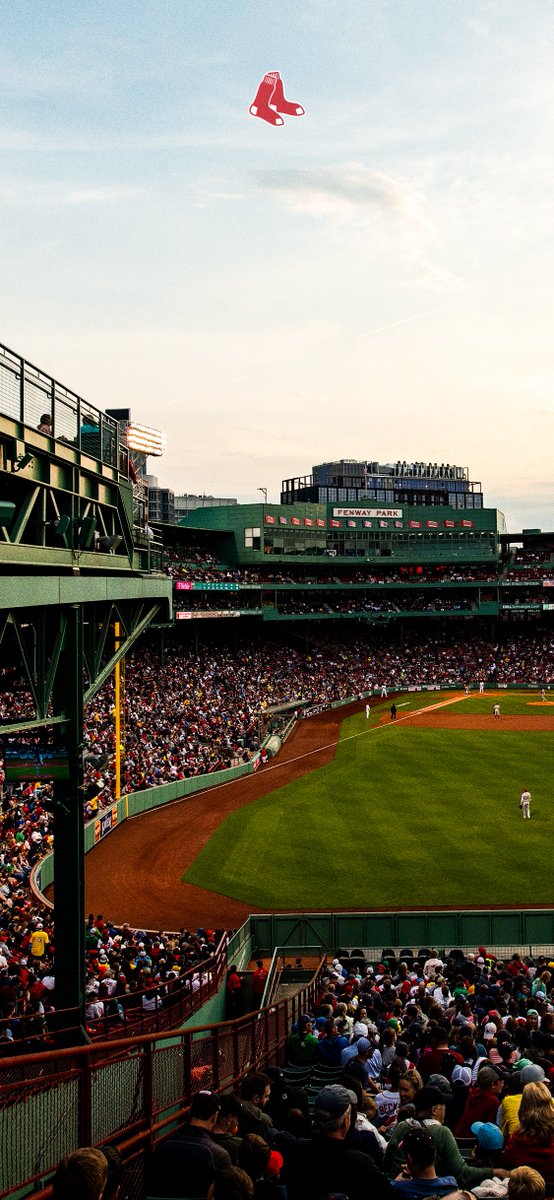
xmin=352 ymin=1021 xmax=368 ymax=1038
xmin=451 ymin=1065 xmax=472 ymax=1087
xmin=521 ymin=1064 xmax=546 ymax=1083
xmin=414 ymin=1085 xmax=452 ymax=1111
xmin=428 ymin=1074 xmax=452 ymax=1094
xmin=471 ymin=1121 xmax=504 ymax=1151
xmin=355 ymin=1037 xmax=371 ymax=1053
xmin=483 ymin=1022 xmax=497 ymax=1039
xmin=526 ymin=1009 xmax=540 ymax=1018
xmin=314 ymin=1085 xmax=357 ymax=1119
xmin=298 ymin=1014 xmax=312 ymax=1029
xmin=514 ymin=1058 xmax=532 ymax=1071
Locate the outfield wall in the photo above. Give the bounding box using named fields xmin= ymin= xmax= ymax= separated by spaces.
xmin=250 ymin=910 xmax=554 ymax=956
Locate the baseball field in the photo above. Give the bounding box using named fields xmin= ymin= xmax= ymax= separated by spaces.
xmin=183 ymin=690 xmax=553 ymax=912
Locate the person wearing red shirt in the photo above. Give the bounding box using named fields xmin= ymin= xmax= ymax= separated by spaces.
xmin=252 ymin=960 xmax=268 ymax=1007
xmin=456 ymin=1066 xmax=503 ymax=1137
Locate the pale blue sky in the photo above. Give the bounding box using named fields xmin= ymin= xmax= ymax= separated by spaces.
xmin=0 ymin=1 xmax=553 ymax=528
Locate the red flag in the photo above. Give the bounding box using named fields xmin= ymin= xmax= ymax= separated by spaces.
xmin=461 ymin=519 xmax=474 ymax=528
xmin=291 ymin=516 xmax=301 ymax=526
xmin=265 ymin=514 xmax=275 ymax=524
xmin=408 ymin=520 xmax=421 ymax=529
xmin=316 ymin=518 xmax=325 ymax=527
xmin=304 ymin=517 xmax=314 ymax=527
xmin=426 ymin=520 xmax=439 ymax=529
xmin=443 ymin=519 xmax=456 ymax=528
xmin=330 ymin=518 xmax=341 ymax=528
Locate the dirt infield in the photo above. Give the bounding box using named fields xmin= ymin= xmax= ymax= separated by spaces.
xmin=385 ymin=712 xmax=554 ymax=732
xmin=84 ymin=694 xmax=554 ymax=930
xmin=84 ymin=701 xmax=365 ymax=931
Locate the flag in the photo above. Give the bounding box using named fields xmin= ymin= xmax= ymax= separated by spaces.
xmin=347 ymin=519 xmax=356 ymax=527
xmin=316 ymin=518 xmax=325 ymax=527
xmin=408 ymin=520 xmax=421 ymax=529
xmin=279 ymin=515 xmax=287 ymax=524
xmin=363 ymin=520 xmax=373 ymax=528
xmin=304 ymin=517 xmax=314 ymax=527
xmin=291 ymin=516 xmax=301 ymax=526
xmin=379 ymin=520 xmax=388 ymax=528
xmin=461 ymin=519 xmax=474 ymax=528
xmin=330 ymin=518 xmax=341 ymax=528
xmin=426 ymin=520 xmax=439 ymax=529
xmin=394 ymin=520 xmax=403 ymax=528
xmin=264 ymin=514 xmax=275 ymax=525
xmin=443 ymin=519 xmax=456 ymax=528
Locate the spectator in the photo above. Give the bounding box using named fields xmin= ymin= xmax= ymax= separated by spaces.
xmin=507 ymin=1166 xmax=546 ymax=1200
xmin=390 ymin=1126 xmax=458 ymax=1197
xmin=503 ymin=1082 xmax=554 ymax=1176
xmin=53 ymin=1148 xmax=108 ymax=1200
xmin=385 ymin=1085 xmax=509 ymax=1190
xmin=284 ymin=1084 xmax=395 ymax=1200
xmin=455 ymin=1065 xmax=504 ymax=1136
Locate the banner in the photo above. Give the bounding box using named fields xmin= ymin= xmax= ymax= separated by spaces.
xmin=333 ymin=507 xmax=403 ymax=518
xmin=304 ymin=517 xmax=314 ymax=527
xmin=426 ymin=520 xmax=439 ymax=529
xmin=330 ymin=518 xmax=341 ymax=528
xmin=363 ymin=520 xmax=373 ymax=528
xmin=316 ymin=518 xmax=326 ymax=527
xmin=279 ymin=515 xmax=287 ymax=524
xmin=379 ymin=520 xmax=389 ymax=528
xmin=264 ymin=514 xmax=275 ymax=524
xmin=94 ymin=806 xmax=118 ymax=845
xmin=409 ymin=520 xmax=421 ymax=529
xmin=291 ymin=516 xmax=301 ymax=526
xmin=443 ymin=519 xmax=456 ymax=528
xmin=347 ymin=519 xmax=356 ymax=527
xmin=461 ymin=519 xmax=474 ymax=528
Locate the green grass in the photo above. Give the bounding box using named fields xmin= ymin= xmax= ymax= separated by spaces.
xmin=184 ymin=691 xmax=553 ymax=910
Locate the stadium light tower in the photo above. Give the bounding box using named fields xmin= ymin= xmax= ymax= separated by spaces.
xmin=257 ymin=487 xmax=267 ymax=502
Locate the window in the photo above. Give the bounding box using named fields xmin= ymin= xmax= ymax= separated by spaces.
xmin=244 ymin=527 xmax=261 ymax=549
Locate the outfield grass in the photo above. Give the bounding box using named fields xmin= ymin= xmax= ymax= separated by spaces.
xmin=184 ymin=691 xmax=553 ymax=910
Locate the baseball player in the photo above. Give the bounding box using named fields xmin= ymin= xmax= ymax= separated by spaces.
xmin=493 ymin=703 xmax=500 ymax=720
xmin=520 ymin=788 xmax=531 ymax=819
xmin=365 ymin=703 xmax=370 ymax=719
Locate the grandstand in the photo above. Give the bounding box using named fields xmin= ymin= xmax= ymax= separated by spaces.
xmin=1 ymin=341 xmax=554 ymax=1199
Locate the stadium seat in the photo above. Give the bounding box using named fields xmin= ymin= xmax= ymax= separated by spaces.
xmin=382 ymin=948 xmax=396 ymax=960
xmin=448 ymin=949 xmax=466 ymax=961
xmin=418 ymin=948 xmax=432 ymax=959
xmin=399 ymin=947 xmax=414 ymax=958
xmin=350 ymin=949 xmax=365 ymax=958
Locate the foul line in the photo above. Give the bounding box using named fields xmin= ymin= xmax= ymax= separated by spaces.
xmin=126 ymin=694 xmax=466 ymax=821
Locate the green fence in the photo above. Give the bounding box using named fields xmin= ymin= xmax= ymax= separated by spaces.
xmin=249 ymin=910 xmax=554 ymax=957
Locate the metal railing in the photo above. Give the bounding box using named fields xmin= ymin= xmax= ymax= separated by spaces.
xmin=0 ymin=340 xmax=126 ymax=476
xmin=0 ymin=957 xmax=327 ymax=1200
xmin=0 ymin=936 xmax=229 ymax=1056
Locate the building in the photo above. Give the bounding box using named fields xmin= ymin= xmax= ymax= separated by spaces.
xmin=174 ymin=493 xmax=237 ymax=520
xmin=281 ymin=458 xmax=483 ymax=510
xmin=145 ymin=475 xmax=175 ymax=523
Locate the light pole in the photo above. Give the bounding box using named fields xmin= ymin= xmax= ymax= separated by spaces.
xmin=257 ymin=488 xmax=267 ymax=556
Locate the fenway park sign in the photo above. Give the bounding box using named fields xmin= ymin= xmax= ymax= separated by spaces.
xmin=333 ymin=507 xmax=403 ymax=519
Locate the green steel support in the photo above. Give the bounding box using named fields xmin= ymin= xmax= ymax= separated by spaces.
xmin=52 ymin=604 xmax=87 ymax=1041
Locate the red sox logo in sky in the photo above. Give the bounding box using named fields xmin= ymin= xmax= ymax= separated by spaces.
xmin=249 ymin=71 xmax=305 ymax=126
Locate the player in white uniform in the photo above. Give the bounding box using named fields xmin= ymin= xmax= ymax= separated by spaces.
xmin=381 ymin=684 xmax=388 ymax=699
xmin=520 ymin=788 xmax=531 ymax=819
xmin=493 ymin=703 xmax=500 ymax=720
xmin=479 ymin=681 xmax=485 ymax=694
xmin=365 ymin=703 xmax=370 ymax=719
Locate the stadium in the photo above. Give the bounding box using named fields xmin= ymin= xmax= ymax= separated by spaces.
xmin=1 ymin=339 xmax=554 ymax=1199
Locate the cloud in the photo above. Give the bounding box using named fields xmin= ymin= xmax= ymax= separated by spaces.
xmin=0 ymin=181 xmax=141 ymax=207
xmin=255 ymin=162 xmax=458 ymax=287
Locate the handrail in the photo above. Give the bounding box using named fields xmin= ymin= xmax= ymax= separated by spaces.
xmin=0 ymin=936 xmax=229 ymax=1054
xmin=0 ymin=957 xmax=328 ymax=1200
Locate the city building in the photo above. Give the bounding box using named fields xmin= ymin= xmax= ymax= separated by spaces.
xmin=281 ymin=458 xmax=483 ymax=510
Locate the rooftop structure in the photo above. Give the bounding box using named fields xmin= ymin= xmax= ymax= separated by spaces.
xmin=281 ymin=457 xmax=483 ymax=510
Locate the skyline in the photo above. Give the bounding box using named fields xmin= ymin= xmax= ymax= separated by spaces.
xmin=0 ymin=1 xmax=552 ymax=530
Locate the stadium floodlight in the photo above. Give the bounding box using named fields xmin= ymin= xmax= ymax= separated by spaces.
xmin=126 ymin=422 xmax=166 ymax=456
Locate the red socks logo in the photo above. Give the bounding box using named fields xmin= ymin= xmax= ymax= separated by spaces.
xmin=249 ymin=71 xmax=305 ymax=126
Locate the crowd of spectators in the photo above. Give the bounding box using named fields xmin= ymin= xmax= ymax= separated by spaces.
xmin=164 ymin=552 xmax=549 ymax=590
xmin=0 ymin=843 xmax=224 ymax=1052
xmin=100 ymin=946 xmax=554 ymax=1200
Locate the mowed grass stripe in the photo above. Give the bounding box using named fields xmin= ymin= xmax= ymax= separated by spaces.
xmin=184 ymin=704 xmax=552 ymax=910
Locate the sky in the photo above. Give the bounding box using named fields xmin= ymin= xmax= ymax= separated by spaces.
xmin=0 ymin=0 xmax=553 ymax=531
